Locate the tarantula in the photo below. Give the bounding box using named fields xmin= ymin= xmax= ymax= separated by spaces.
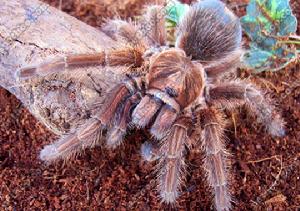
xmin=17 ymin=0 xmax=285 ymax=210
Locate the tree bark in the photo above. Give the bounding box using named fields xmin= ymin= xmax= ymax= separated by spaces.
xmin=0 ymin=0 xmax=115 ymax=97
xmin=0 ymin=0 xmax=123 ymax=134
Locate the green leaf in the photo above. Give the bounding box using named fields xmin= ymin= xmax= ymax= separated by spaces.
xmin=165 ymin=0 xmax=189 ymax=25
xmin=165 ymin=1 xmax=190 ymax=45
xmin=241 ymin=0 xmax=297 ymax=39
xmin=243 ymin=48 xmax=273 ymax=72
xmin=240 ymin=0 xmax=298 ymax=72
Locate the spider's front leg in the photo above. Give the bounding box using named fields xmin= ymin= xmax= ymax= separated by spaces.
xmin=40 ymin=78 xmax=142 ymax=161
xmin=158 ymin=116 xmax=192 ymax=203
xmin=139 ymin=113 xmax=202 ymax=204
xmin=206 ymin=81 xmax=285 ymax=137
xmin=17 ymin=47 xmax=145 ymax=80
xmin=106 ymin=92 xmax=141 ymax=149
xmin=132 ymin=91 xmax=179 ymax=139
xmin=199 ymin=107 xmax=231 ymax=211
xmin=40 ymin=117 xmax=103 ymax=162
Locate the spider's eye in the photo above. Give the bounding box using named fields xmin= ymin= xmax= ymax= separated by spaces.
xmin=165 ymin=86 xmax=178 ymax=98
xmin=175 ymin=0 xmax=242 ymax=62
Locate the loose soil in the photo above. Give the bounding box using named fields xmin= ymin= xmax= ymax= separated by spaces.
xmin=0 ymin=0 xmax=299 ymax=210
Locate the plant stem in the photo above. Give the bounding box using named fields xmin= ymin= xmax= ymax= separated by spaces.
xmin=290 ymin=35 xmax=300 ymax=40
xmin=278 ymin=40 xmax=300 ymax=45
xmin=270 ymin=55 xmax=298 ymax=72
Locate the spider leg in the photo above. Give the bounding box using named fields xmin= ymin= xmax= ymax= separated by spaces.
xmin=199 ymin=107 xmax=231 ymax=211
xmin=40 ymin=79 xmax=139 ymax=162
xmin=158 ymin=116 xmax=191 ymax=204
xmin=150 ymin=104 xmax=177 ymax=139
xmin=97 ymin=83 xmax=132 ymax=125
xmin=204 ymin=49 xmax=243 ymax=78
xmin=132 ymin=85 xmax=183 ymax=133
xmin=140 ymin=141 xmax=161 ymax=162
xmin=139 ymin=5 xmax=167 ymax=47
xmin=131 ymin=95 xmax=163 ymax=128
xmin=17 ymin=47 xmax=144 ymax=79
xmin=102 ymin=19 xmax=147 ymax=47
xmin=40 ymin=118 xmax=103 ymax=162
xmin=106 ymin=93 xmax=141 ymax=149
xmin=206 ymin=81 xmax=285 ymax=137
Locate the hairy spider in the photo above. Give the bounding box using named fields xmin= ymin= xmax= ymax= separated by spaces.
xmin=17 ymin=0 xmax=285 ymax=210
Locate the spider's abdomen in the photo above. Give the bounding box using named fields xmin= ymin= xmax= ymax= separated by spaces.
xmin=176 ymin=0 xmax=242 ymax=62
xmin=147 ymin=49 xmax=204 ymax=110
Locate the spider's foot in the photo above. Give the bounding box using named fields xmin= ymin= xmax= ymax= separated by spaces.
xmin=106 ymin=127 xmax=126 ymax=149
xmin=160 ymin=191 xmax=178 ymax=204
xmin=268 ymin=117 xmax=286 ymax=137
xmin=15 ymin=66 xmax=37 ymax=81
xmin=140 ymin=142 xmax=160 ymax=162
xmin=39 ymin=144 xmax=59 ymax=162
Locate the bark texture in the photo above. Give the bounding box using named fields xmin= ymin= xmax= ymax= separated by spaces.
xmin=0 ymin=0 xmax=124 ymax=135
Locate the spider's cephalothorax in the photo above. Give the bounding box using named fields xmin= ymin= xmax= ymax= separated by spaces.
xmin=17 ymin=1 xmax=285 ymax=210
xmin=132 ymin=49 xmax=205 ymax=138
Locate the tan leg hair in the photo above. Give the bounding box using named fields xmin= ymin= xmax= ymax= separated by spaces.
xmin=158 ymin=117 xmax=191 ymax=204
xmin=139 ymin=5 xmax=167 ymax=46
xmin=39 ymin=79 xmax=140 ymax=161
xmin=199 ymin=108 xmax=231 ymax=211
xmin=132 ymin=95 xmax=162 ymax=128
xmin=150 ymin=104 xmax=177 ymax=140
xmin=106 ymin=93 xmax=141 ymax=149
xmin=207 ymin=81 xmax=285 ymax=137
xmin=102 ymin=19 xmax=147 ymax=47
xmin=17 ymin=47 xmax=144 ymax=80
xmin=39 ymin=118 xmax=103 ymax=162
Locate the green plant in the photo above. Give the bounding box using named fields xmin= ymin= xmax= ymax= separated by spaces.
xmin=166 ymin=0 xmax=189 ymax=25
xmin=165 ymin=0 xmax=189 ymax=44
xmin=241 ymin=0 xmax=298 ymax=72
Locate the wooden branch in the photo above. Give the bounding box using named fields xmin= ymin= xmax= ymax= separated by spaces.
xmin=0 ymin=0 xmax=123 ymax=135
xmin=0 ymin=0 xmax=115 ymax=101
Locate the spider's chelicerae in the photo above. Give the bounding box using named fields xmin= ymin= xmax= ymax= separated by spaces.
xmin=17 ymin=0 xmax=285 ymax=210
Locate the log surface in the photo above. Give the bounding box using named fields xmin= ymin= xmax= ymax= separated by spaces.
xmin=0 ymin=0 xmax=114 ymax=96
xmin=0 ymin=0 xmax=123 ymax=134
